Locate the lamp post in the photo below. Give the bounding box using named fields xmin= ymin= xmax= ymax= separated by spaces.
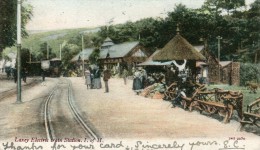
xmin=16 ymin=0 xmax=22 ymax=103
xmin=217 ymin=36 xmax=222 ymax=83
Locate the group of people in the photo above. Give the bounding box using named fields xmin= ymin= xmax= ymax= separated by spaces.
xmin=84 ymin=66 xmax=111 ymax=93
xmin=12 ymin=67 xmax=28 ymax=83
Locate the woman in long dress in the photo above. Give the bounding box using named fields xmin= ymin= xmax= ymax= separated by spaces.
xmin=132 ymin=70 xmax=142 ymax=93
xmin=85 ymin=69 xmax=92 ymax=89
xmin=92 ymin=67 xmax=102 ymax=89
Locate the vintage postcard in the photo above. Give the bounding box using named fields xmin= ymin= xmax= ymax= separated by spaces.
xmin=0 ymin=0 xmax=260 ymax=150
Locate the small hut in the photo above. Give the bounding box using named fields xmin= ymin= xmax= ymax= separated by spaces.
xmin=153 ymin=31 xmax=206 ymax=81
xmin=200 ymin=49 xmax=240 ymax=85
xmin=153 ymin=35 xmax=205 ymax=61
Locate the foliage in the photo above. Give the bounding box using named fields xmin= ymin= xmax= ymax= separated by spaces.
xmin=2 ymin=0 xmax=259 ymax=67
xmin=61 ymin=42 xmax=80 ymax=69
xmin=202 ymin=0 xmax=245 ymax=15
xmin=0 ymin=0 xmax=33 ymax=52
xmin=20 ymin=48 xmax=30 ymax=68
xmin=89 ymin=48 xmax=100 ymax=65
xmin=240 ymin=63 xmax=260 ymax=86
xmin=37 ymin=42 xmax=56 ymax=60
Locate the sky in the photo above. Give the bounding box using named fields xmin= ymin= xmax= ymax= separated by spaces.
xmin=25 ymin=0 xmax=255 ymax=31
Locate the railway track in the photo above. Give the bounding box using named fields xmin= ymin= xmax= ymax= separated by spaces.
xmin=44 ymin=78 xmax=99 ymax=141
xmin=0 ymin=78 xmax=40 ymax=100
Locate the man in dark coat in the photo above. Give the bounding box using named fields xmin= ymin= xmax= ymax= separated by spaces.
xmin=103 ymin=66 xmax=111 ymax=93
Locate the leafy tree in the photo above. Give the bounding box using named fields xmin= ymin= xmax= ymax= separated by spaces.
xmin=91 ymin=35 xmax=103 ymax=48
xmin=246 ymin=0 xmax=260 ymax=63
xmin=20 ymin=48 xmax=30 ymax=68
xmin=202 ymin=0 xmax=245 ymax=15
xmin=89 ymin=48 xmax=100 ymax=65
xmin=61 ymin=42 xmax=80 ymax=69
xmin=240 ymin=63 xmax=260 ymax=85
xmin=38 ymin=42 xmax=56 ymax=60
xmin=0 ymin=0 xmax=32 ymax=52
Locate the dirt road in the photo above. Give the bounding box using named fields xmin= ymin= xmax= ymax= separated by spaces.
xmin=0 ymin=77 xmax=259 ymax=149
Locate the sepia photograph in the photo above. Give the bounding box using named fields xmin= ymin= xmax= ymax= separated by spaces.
xmin=0 ymin=0 xmax=260 ymax=149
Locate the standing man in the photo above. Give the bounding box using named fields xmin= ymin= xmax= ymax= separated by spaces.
xmin=103 ymin=66 xmax=111 ymax=93
xmin=13 ymin=68 xmax=17 ymax=83
xmin=42 ymin=69 xmax=45 ymax=81
xmin=22 ymin=67 xmax=28 ymax=83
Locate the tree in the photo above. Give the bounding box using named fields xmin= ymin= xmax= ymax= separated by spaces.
xmin=0 ymin=0 xmax=32 ymax=52
xmin=247 ymin=0 xmax=260 ymax=50
xmin=89 ymin=48 xmax=100 ymax=65
xmin=20 ymin=48 xmax=30 ymax=68
xmin=61 ymin=42 xmax=80 ymax=69
xmin=202 ymin=0 xmax=245 ymax=15
xmin=38 ymin=42 xmax=56 ymax=60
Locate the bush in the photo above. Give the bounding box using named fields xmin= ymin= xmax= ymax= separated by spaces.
xmin=240 ymin=63 xmax=260 ymax=86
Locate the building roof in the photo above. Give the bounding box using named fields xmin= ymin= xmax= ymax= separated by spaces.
xmin=194 ymin=45 xmax=204 ymax=52
xmin=196 ymin=61 xmax=208 ymax=67
xmin=51 ymin=58 xmax=61 ymax=61
xmin=138 ymin=50 xmax=173 ymax=66
xmin=219 ymin=61 xmax=232 ymax=67
xmin=101 ymin=37 xmax=114 ymax=48
xmin=99 ymin=41 xmax=139 ymax=59
xmin=132 ymin=49 xmax=147 ymax=57
xmin=153 ymin=34 xmax=206 ymax=61
xmin=71 ymin=48 xmax=94 ymax=62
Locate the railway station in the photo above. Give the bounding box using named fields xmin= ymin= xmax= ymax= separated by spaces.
xmin=0 ymin=0 xmax=260 ymax=149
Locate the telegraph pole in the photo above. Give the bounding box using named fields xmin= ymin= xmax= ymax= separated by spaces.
xmin=217 ymin=36 xmax=222 ymax=83
xmin=82 ymin=35 xmax=84 ymax=76
xmin=16 ymin=0 xmax=22 ymax=103
xmin=30 ymin=46 xmax=32 ymax=63
xmin=47 ymin=43 xmax=49 ymax=59
xmin=59 ymin=44 xmax=62 ymax=60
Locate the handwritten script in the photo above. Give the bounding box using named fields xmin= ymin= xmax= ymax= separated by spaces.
xmin=1 ymin=137 xmax=247 ymax=150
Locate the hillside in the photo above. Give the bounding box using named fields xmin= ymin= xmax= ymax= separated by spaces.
xmin=3 ymin=27 xmax=100 ymax=58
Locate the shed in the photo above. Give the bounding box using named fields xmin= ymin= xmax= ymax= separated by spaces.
xmin=200 ymin=49 xmax=240 ymax=85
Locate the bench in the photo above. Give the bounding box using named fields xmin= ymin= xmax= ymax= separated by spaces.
xmin=188 ymin=89 xmax=243 ymax=123
xmin=181 ymin=88 xmax=225 ymax=111
xmin=163 ymin=82 xmax=178 ymax=100
xmin=240 ymin=98 xmax=260 ymax=130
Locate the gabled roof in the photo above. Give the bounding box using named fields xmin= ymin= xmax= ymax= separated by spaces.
xmin=101 ymin=37 xmax=114 ymax=48
xmin=131 ymin=49 xmax=147 ymax=57
xmin=71 ymin=48 xmax=94 ymax=62
xmin=219 ymin=61 xmax=232 ymax=67
xmin=194 ymin=45 xmax=204 ymax=52
xmin=200 ymin=49 xmax=233 ymax=67
xmin=99 ymin=41 xmax=139 ymax=59
xmin=153 ymin=34 xmax=206 ymax=61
